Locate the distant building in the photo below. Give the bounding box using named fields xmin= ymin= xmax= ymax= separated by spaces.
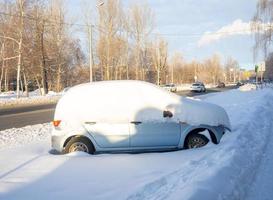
xmin=264 ymin=52 xmax=273 ymax=80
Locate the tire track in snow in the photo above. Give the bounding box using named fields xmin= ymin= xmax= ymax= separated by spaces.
xmin=126 ymin=147 xmax=227 ymax=200
xmin=126 ymin=91 xmax=273 ymax=200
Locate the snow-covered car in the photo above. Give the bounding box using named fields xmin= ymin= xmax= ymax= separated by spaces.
xmin=162 ymin=83 xmax=177 ymax=92
xmin=61 ymin=87 xmax=71 ymax=94
xmin=217 ymin=82 xmax=225 ymax=88
xmin=51 ymin=80 xmax=231 ymax=154
xmin=191 ymin=82 xmax=206 ymax=92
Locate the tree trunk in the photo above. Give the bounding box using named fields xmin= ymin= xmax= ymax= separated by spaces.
xmin=56 ymin=64 xmax=62 ymax=92
xmin=0 ymin=61 xmax=4 ymax=93
xmin=23 ymin=71 xmax=28 ymax=97
xmin=40 ymin=22 xmax=48 ymax=95
xmin=157 ymin=69 xmax=160 ymax=85
xmin=16 ymin=0 xmax=24 ymax=98
xmin=106 ymin=37 xmax=110 ymax=80
xmin=4 ymin=68 xmax=8 ymax=91
xmin=35 ymin=76 xmax=42 ymax=95
xmin=135 ymin=46 xmax=139 ymax=80
xmin=20 ymin=74 xmax=24 ymax=94
xmin=16 ymin=39 xmax=22 ymax=98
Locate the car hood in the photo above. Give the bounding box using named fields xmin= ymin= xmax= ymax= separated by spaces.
xmin=171 ymin=97 xmax=231 ymax=130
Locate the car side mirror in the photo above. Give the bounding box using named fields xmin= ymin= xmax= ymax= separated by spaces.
xmin=163 ymin=110 xmax=173 ymax=118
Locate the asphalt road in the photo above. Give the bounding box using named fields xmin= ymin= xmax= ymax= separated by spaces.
xmin=0 ymin=104 xmax=56 ymax=130
xmin=0 ymin=85 xmax=237 ymax=131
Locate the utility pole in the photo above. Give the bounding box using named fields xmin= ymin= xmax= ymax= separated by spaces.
xmin=233 ymin=67 xmax=236 ymax=83
xmin=88 ymin=25 xmax=93 ymax=82
xmin=171 ymin=63 xmax=174 ymax=83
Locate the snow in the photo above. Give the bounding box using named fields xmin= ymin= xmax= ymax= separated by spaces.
xmin=239 ymin=83 xmax=257 ymax=91
xmin=0 ymin=90 xmax=61 ymax=109
xmin=55 ymin=80 xmax=230 ymax=132
xmin=246 ymin=130 xmax=273 ymax=200
xmin=0 ymin=87 xmax=273 ymax=200
xmin=0 ymin=123 xmax=51 ymax=150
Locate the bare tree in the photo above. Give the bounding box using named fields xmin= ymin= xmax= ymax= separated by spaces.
xmin=152 ymin=37 xmax=168 ymax=85
xmin=252 ymin=0 xmax=273 ymax=58
xmin=129 ymin=3 xmax=154 ymax=80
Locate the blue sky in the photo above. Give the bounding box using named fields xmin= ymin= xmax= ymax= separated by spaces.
xmin=67 ymin=0 xmax=259 ymax=69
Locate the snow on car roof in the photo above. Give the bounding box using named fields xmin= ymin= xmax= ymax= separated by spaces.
xmin=55 ymin=80 xmax=230 ymax=129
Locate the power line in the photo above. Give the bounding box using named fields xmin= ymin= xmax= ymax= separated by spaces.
xmin=0 ymin=11 xmax=272 ymax=38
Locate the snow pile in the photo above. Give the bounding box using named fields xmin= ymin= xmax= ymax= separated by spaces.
xmin=0 ymin=91 xmax=61 ymax=109
xmin=0 ymin=123 xmax=51 ymax=150
xmin=181 ymin=89 xmax=273 ymax=200
xmin=239 ymin=83 xmax=256 ymax=91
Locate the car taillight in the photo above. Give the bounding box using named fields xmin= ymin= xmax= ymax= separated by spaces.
xmin=53 ymin=120 xmax=61 ymax=127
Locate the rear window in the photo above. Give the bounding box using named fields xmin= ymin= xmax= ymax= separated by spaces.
xmin=192 ymin=83 xmax=200 ymax=86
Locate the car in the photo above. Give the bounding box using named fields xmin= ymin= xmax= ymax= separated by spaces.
xmin=236 ymin=82 xmax=244 ymax=87
xmin=61 ymin=87 xmax=71 ymax=93
xmin=191 ymin=82 xmax=206 ymax=92
xmin=217 ymin=82 xmax=225 ymax=88
xmin=162 ymin=83 xmax=177 ymax=92
xmin=51 ymin=80 xmax=231 ymax=154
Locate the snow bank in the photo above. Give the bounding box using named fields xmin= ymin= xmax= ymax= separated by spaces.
xmin=0 ymin=91 xmax=61 ymax=109
xmin=172 ymin=88 xmax=273 ymax=200
xmin=238 ymin=83 xmax=256 ymax=91
xmin=0 ymin=123 xmax=51 ymax=150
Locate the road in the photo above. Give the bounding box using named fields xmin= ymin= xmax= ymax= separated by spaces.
xmin=0 ymin=85 xmax=237 ymax=131
xmin=0 ymin=104 xmax=56 ymax=130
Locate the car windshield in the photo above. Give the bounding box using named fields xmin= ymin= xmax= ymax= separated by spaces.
xmin=193 ymin=83 xmax=201 ymax=86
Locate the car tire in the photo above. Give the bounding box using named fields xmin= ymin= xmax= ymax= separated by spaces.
xmin=185 ymin=133 xmax=209 ymax=149
xmin=64 ymin=136 xmax=95 ymax=154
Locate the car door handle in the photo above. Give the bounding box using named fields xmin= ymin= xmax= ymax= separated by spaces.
xmin=130 ymin=121 xmax=142 ymax=125
xmin=85 ymin=122 xmax=96 ymax=125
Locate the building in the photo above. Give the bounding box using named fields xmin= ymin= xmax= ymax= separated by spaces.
xmin=264 ymin=52 xmax=273 ymax=80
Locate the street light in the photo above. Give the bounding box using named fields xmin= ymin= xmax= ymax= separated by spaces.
xmin=89 ymin=1 xmax=104 ymax=82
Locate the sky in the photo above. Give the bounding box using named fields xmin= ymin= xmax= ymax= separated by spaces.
xmin=67 ymin=0 xmax=260 ymax=70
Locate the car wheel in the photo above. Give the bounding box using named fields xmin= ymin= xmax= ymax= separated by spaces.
xmin=64 ymin=136 xmax=95 ymax=154
xmin=185 ymin=133 xmax=209 ymax=149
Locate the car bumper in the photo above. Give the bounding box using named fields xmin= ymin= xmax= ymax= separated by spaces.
xmin=191 ymin=88 xmax=201 ymax=91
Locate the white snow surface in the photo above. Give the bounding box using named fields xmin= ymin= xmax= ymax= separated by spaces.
xmin=1 ymin=87 xmax=273 ymax=200
xmin=55 ymin=81 xmax=230 ymax=131
xmin=0 ymin=90 xmax=61 ymax=109
xmin=239 ymin=83 xmax=257 ymax=91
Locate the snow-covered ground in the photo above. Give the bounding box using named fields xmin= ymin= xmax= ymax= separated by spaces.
xmin=0 ymin=87 xmax=273 ymax=200
xmin=0 ymin=90 xmax=61 ymax=109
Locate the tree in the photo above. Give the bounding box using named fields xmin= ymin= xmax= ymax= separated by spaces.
xmin=129 ymin=3 xmax=154 ymax=80
xmin=152 ymin=38 xmax=168 ymax=85
xmin=16 ymin=0 xmax=26 ymax=98
xmin=252 ymin=0 xmax=273 ymax=57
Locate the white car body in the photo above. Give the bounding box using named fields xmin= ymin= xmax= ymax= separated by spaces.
xmin=191 ymin=82 xmax=206 ymax=92
xmin=162 ymin=84 xmax=177 ymax=92
xmin=51 ymin=80 xmax=230 ymax=153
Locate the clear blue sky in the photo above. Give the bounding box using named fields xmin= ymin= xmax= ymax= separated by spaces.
xmin=66 ymin=0 xmax=260 ymax=70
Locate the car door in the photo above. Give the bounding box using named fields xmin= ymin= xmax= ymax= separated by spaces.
xmin=84 ymin=122 xmax=130 ymax=148
xmin=129 ymin=121 xmax=181 ymax=147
